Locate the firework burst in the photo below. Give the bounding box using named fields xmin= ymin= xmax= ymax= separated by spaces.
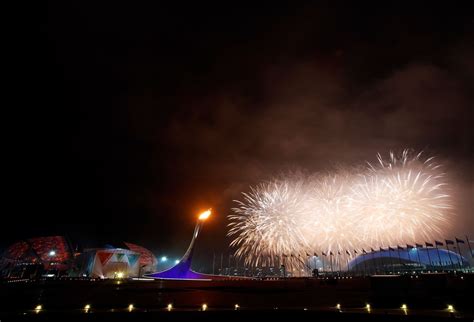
xmin=228 ymin=150 xmax=452 ymax=272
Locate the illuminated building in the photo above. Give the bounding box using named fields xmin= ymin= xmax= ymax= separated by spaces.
xmin=348 ymin=247 xmax=469 ymax=272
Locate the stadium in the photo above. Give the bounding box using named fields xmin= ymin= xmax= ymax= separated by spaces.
xmin=347 ymin=247 xmax=469 ymax=273
xmin=0 ymin=236 xmax=157 ymax=279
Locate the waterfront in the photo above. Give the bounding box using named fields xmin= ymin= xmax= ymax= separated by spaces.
xmin=1 ymin=273 xmax=472 ymax=321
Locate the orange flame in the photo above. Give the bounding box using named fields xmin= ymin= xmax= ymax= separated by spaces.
xmin=198 ymin=209 xmax=212 ymax=221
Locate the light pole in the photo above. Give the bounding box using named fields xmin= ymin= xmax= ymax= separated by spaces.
xmin=48 ymin=250 xmax=56 ymax=277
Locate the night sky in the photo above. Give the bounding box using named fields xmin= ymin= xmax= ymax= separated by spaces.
xmin=5 ymin=3 xmax=473 ymax=264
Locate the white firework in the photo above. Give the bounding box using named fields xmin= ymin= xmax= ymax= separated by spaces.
xmin=228 ymin=149 xmax=452 ymax=272
xmin=350 ymin=150 xmax=450 ymax=246
xmin=228 ymin=179 xmax=312 ymax=269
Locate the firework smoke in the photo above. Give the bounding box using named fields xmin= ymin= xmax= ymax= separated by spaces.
xmin=228 ymin=150 xmax=452 ymax=272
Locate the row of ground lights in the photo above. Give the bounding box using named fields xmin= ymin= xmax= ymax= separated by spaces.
xmin=337 ymin=303 xmax=455 ymax=314
xmin=34 ymin=303 xmax=234 ymax=313
xmin=31 ymin=303 xmax=455 ymax=313
xmin=34 ymin=303 xmax=456 ymax=313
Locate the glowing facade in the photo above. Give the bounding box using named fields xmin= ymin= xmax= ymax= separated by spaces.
xmin=0 ymin=236 xmax=73 ymax=278
xmin=76 ymin=248 xmax=141 ymax=278
xmin=348 ymin=247 xmax=469 ymax=272
xmin=124 ymin=242 xmax=158 ymax=274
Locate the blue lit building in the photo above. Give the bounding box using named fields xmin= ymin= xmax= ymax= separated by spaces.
xmin=348 ymin=247 xmax=469 ymax=272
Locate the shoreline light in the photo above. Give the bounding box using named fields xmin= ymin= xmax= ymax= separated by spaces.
xmin=201 ymin=303 xmax=208 ymax=311
xmin=401 ymin=304 xmax=408 ymax=315
xmin=35 ymin=305 xmax=42 ymax=313
xmin=167 ymin=303 xmax=173 ymax=311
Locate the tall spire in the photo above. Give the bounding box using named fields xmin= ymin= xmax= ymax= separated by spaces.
xmin=146 ymin=209 xmax=212 ymax=280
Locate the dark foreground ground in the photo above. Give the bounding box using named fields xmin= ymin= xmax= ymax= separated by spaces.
xmin=0 ymin=273 xmax=472 ymax=321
